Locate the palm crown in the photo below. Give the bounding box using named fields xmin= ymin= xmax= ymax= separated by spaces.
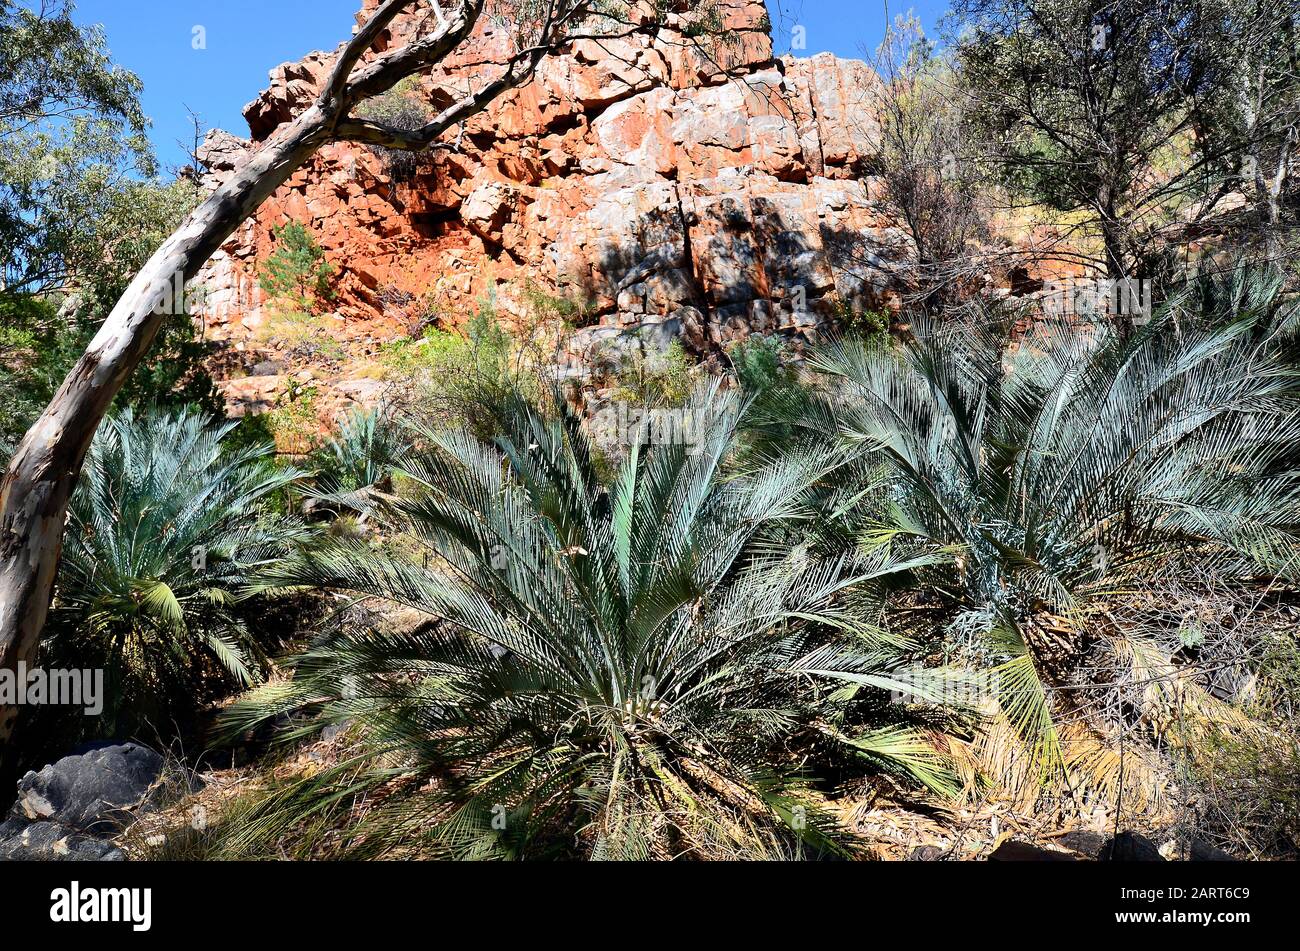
xmin=229 ymin=384 xmax=957 ymax=859
xmin=47 ymin=407 xmax=309 ymax=736
xmin=795 ymin=269 xmax=1300 ymax=797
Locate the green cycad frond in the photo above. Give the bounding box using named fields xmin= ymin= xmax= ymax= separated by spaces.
xmin=45 ymin=406 xmax=311 ymax=737
xmin=796 ymin=269 xmax=1300 ymax=799
xmin=845 ymin=727 xmax=962 ymax=798
xmin=992 ymin=651 xmax=1064 ymax=784
xmin=225 ymin=385 xmax=947 ymax=858
xmin=137 ymin=580 xmax=185 ymax=630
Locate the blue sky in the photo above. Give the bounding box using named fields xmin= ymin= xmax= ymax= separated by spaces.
xmin=72 ymin=0 xmax=948 ymax=171
xmin=769 ymin=1 xmax=947 ymax=58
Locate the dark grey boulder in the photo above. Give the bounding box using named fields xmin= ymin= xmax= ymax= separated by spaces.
xmin=1169 ymin=834 xmax=1237 ymax=861
xmin=1186 ymin=837 xmax=1236 ymax=861
xmin=1056 ymin=830 xmax=1108 ymax=858
xmin=1099 ymin=831 xmax=1165 ymax=861
xmin=10 ymin=743 xmax=164 ymax=836
xmin=0 ymin=819 xmax=124 ymax=861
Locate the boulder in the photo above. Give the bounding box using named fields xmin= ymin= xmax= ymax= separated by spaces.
xmin=0 ymin=818 xmax=124 ymax=862
xmin=1184 ymin=836 xmax=1236 ymax=862
xmin=242 ymin=51 xmax=332 ymax=141
xmin=1099 ymin=831 xmax=1166 ymax=862
xmin=1056 ymin=829 xmax=1108 ymax=858
xmin=11 ymin=743 xmax=164 ymax=836
xmin=462 ymin=181 xmax=524 ymax=243
xmin=197 ymin=128 xmax=251 ymax=190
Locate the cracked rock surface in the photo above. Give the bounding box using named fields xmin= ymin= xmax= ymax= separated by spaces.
xmin=0 ymin=743 xmax=164 ymax=861
xmin=191 ymin=1 xmax=909 ymax=421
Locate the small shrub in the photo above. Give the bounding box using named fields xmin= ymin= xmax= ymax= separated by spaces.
xmin=258 ymin=310 xmax=346 ymax=362
xmin=266 ymin=383 xmax=324 ymax=456
xmin=731 ymin=333 xmax=797 ymax=396
xmin=730 ymin=334 xmax=813 ymax=456
xmin=520 ymin=280 xmax=591 ymax=327
xmin=370 ymin=303 xmax=537 ymax=437
xmin=355 ymin=79 xmax=433 ymax=183
xmin=258 ymin=222 xmax=335 ymax=315
xmin=611 ymin=340 xmax=698 ymax=407
xmin=832 ymin=296 xmax=891 ymax=340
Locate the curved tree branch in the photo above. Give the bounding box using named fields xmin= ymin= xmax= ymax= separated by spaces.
xmin=0 ymin=0 xmax=510 ymax=764
xmin=0 ymin=0 xmax=721 ymax=770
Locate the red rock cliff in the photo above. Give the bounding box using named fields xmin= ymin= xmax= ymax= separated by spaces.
xmin=192 ymin=0 xmax=906 ymax=414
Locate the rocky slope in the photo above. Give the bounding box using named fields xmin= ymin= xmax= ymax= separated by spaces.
xmin=192 ymin=0 xmax=911 ymax=418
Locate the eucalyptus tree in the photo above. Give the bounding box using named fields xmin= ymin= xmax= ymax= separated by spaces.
xmin=0 ymin=0 xmax=152 ymax=294
xmin=950 ymin=0 xmax=1259 ymax=292
xmin=0 ymin=0 xmax=732 ymax=760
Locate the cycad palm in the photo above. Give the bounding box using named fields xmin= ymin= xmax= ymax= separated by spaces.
xmin=46 ymin=407 xmax=309 ymax=736
xmin=307 ymin=403 xmax=406 ymax=509
xmin=797 ymin=270 xmax=1300 ymax=801
xmin=228 ymin=385 xmax=955 ymax=859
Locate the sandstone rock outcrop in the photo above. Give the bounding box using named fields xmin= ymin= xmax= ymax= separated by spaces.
xmin=191 ymin=0 xmax=910 ymax=416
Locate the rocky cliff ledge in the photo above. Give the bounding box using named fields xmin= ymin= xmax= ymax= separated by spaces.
xmin=192 ymin=0 xmax=909 ymax=416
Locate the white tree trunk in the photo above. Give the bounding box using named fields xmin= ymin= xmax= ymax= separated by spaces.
xmin=0 ymin=111 xmax=332 ymax=747
xmin=0 ymin=0 xmax=516 ymax=759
